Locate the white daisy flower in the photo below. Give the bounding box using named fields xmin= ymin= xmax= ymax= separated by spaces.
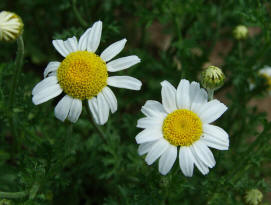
xmin=258 ymin=66 xmax=271 ymax=95
xmin=135 ymin=79 xmax=229 ymax=176
xmin=0 ymin=11 xmax=24 ymax=42
xmin=32 ymin=21 xmax=142 ymax=124
xmin=249 ymin=66 xmax=271 ymax=94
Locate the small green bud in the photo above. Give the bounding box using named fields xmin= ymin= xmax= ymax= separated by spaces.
xmin=233 ymin=25 xmax=248 ymax=40
xmin=0 ymin=11 xmax=24 ymax=42
xmin=200 ymin=66 xmax=225 ymax=91
xmin=245 ymin=189 xmax=263 ymax=205
xmin=0 ymin=199 xmax=13 ymax=205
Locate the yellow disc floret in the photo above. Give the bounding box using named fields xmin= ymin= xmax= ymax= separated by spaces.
xmin=162 ymin=109 xmax=203 ymax=146
xmin=57 ymin=51 xmax=108 ymax=99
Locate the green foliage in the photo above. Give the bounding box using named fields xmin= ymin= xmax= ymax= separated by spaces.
xmin=0 ymin=0 xmax=271 ymax=204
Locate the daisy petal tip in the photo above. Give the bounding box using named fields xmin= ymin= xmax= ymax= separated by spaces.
xmin=160 ymin=171 xmax=168 ymax=176
xmin=68 ymin=117 xmax=78 ymax=123
xmin=55 ymin=116 xmax=65 ymax=122
xmin=145 ymin=159 xmax=153 ymax=166
xmin=135 ymin=136 xmax=141 ymax=144
xmin=160 ymin=80 xmax=170 ymax=86
xmin=183 ymin=173 xmax=193 ymax=177
xmin=135 ymin=55 xmax=141 ymax=61
xmin=93 ymin=20 xmax=102 ymax=25
xmin=181 ymin=79 xmax=190 ymax=84
xmin=32 ymin=97 xmax=39 ymax=105
xmin=137 ymin=81 xmax=143 ymax=90
xmin=97 ymin=120 xmax=106 ymax=126
xmin=120 ymin=38 xmax=127 ymax=44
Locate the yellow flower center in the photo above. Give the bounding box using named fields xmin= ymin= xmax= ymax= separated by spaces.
xmin=261 ymin=73 xmax=271 ymax=91
xmin=162 ymin=109 xmax=203 ymax=146
xmin=57 ymin=51 xmax=108 ymax=99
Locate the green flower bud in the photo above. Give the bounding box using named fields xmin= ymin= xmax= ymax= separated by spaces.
xmin=0 ymin=11 xmax=24 ymax=42
xmin=200 ymin=66 xmax=225 ymax=91
xmin=245 ymin=189 xmax=263 ymax=205
xmin=233 ymin=25 xmax=248 ymax=40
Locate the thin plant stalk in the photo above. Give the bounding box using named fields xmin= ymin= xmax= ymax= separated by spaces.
xmin=8 ymin=35 xmax=24 ymax=136
xmin=207 ymin=89 xmax=214 ymax=101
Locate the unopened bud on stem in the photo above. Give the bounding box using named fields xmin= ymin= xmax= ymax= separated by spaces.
xmin=200 ymin=65 xmax=225 ymax=91
xmin=0 ymin=11 xmax=24 ymax=42
xmin=233 ymin=25 xmax=248 ymax=40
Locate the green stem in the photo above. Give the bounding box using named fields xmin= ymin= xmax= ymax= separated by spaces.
xmin=83 ymin=100 xmax=107 ymax=144
xmin=0 ymin=191 xmax=28 ymax=199
xmin=8 ymin=35 xmax=24 ymax=140
xmin=71 ymin=0 xmax=88 ymax=27
xmin=8 ymin=35 xmax=24 ymax=111
xmin=207 ymin=89 xmax=214 ymax=101
xmin=238 ymin=41 xmax=243 ymax=60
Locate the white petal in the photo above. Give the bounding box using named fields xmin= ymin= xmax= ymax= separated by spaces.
xmin=136 ymin=117 xmax=164 ymax=129
xmin=68 ymin=98 xmax=82 ymax=123
xmin=32 ymin=84 xmax=62 ymax=105
xmin=43 ymin=62 xmax=60 ymax=78
xmin=135 ymin=128 xmax=163 ymax=144
xmin=54 ymin=95 xmax=73 ymax=122
xmin=48 ymin=72 xmax=57 ymax=77
xmin=159 ymin=145 xmax=177 ymax=175
xmin=197 ymin=100 xmax=227 ymax=123
xmin=101 ymin=86 xmax=117 ymax=113
xmin=176 ymin=79 xmax=190 ymax=109
xmin=190 ymin=84 xmax=208 ymax=113
xmin=161 ymin=80 xmax=177 ymax=113
xmin=78 ymin=27 xmax=91 ymax=51
xmin=88 ymin=97 xmax=99 ymax=124
xmin=191 ymin=140 xmax=216 ymax=168
xmin=97 ymin=92 xmax=110 ymax=125
xmin=100 ymin=39 xmax=127 ymax=62
xmin=141 ymin=100 xmax=167 ymax=118
xmin=202 ymin=124 xmax=229 ymax=150
xmin=52 ymin=40 xmax=70 ymax=57
xmin=107 ymin=76 xmax=142 ymax=90
xmin=145 ymin=139 xmax=170 ymax=165
xmin=32 ymin=76 xmax=58 ymax=95
xmin=138 ymin=142 xmax=155 ymax=156
xmin=87 ymin=21 xmax=102 ymax=52
xmin=189 ymin=81 xmax=200 ymax=103
xmin=106 ymin=55 xmax=141 ymax=72
xmin=63 ymin=36 xmax=78 ymax=53
xmin=179 ymin=146 xmax=194 ymax=177
xmin=192 ymin=152 xmax=209 ymax=175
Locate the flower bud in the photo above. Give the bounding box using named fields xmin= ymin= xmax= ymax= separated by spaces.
xmin=0 ymin=11 xmax=24 ymax=42
xmin=245 ymin=189 xmax=263 ymax=205
xmin=200 ymin=65 xmax=225 ymax=91
xmin=233 ymin=25 xmax=248 ymax=40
